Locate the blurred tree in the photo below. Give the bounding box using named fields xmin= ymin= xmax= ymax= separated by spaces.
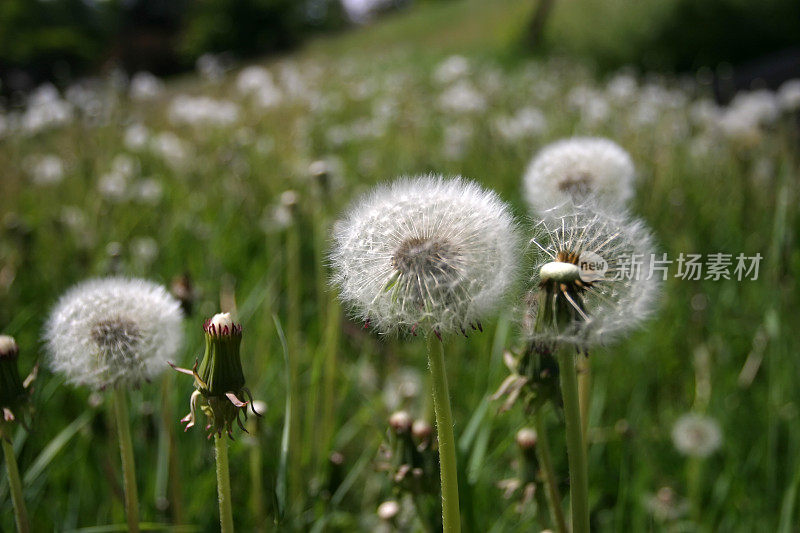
xmin=180 ymin=0 xmax=338 ymax=60
xmin=640 ymin=0 xmax=800 ymax=72
xmin=0 ymin=0 xmax=116 ymax=91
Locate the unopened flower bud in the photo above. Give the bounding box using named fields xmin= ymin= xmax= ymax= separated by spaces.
xmin=516 ymin=428 xmax=537 ymax=451
xmin=171 ymin=313 xmax=259 ymax=438
xmin=411 ymin=419 xmax=432 ymax=443
xmin=377 ymin=500 xmax=400 ymax=521
xmin=389 ymin=410 xmax=413 ymax=434
xmin=0 ymin=335 xmax=34 ymax=432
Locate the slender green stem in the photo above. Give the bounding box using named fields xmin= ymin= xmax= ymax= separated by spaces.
xmin=687 ymin=457 xmax=702 ymax=524
xmin=557 ymin=348 xmax=589 ymax=533
xmin=215 ymin=435 xmax=235 ymax=533
xmin=247 ymin=417 xmax=266 ymax=533
xmin=2 ymin=437 xmax=29 ymax=533
xmin=577 ymin=355 xmax=591 ymax=445
xmin=113 ymin=387 xmax=140 ymax=533
xmin=426 ymin=335 xmax=461 ymax=533
xmin=534 ymin=409 xmax=568 ymax=533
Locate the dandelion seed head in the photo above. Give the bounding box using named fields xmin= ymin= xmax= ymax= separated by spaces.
xmin=671 ymin=413 xmax=722 ymax=458
xmin=45 ymin=277 xmax=183 ymax=389
xmin=330 ymin=175 xmax=519 ymax=335
xmin=528 ymin=201 xmax=659 ymax=347
xmin=523 ymin=137 xmax=635 ymax=214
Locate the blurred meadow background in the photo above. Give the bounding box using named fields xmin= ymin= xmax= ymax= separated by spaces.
xmin=1 ymin=0 xmax=800 ymax=530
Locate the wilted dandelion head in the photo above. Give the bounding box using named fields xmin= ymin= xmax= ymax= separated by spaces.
xmin=671 ymin=413 xmax=722 ymax=458
xmin=523 ymin=137 xmax=635 ymax=214
xmin=528 ymin=201 xmax=659 ymax=348
xmin=330 ymin=175 xmax=519 ymax=336
xmin=45 ymin=277 xmax=184 ymax=389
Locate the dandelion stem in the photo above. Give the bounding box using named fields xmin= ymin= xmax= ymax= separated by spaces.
xmin=2 ymin=436 xmax=29 ymax=533
xmin=534 ymin=408 xmax=568 ymax=533
xmin=426 ymin=335 xmax=461 ymax=533
xmin=214 ymin=434 xmax=235 ymax=533
xmin=557 ymin=348 xmax=590 ymax=533
xmin=113 ymin=387 xmax=140 ymax=533
xmin=577 ymin=355 xmax=591 ymax=448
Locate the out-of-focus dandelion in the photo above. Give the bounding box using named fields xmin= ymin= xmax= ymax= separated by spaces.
xmin=129 ymin=72 xmax=164 ymax=101
xmin=671 ymin=413 xmax=722 ymax=458
xmin=44 ymin=277 xmax=183 ymax=533
xmin=523 ymin=137 xmax=635 ymax=214
xmin=25 ymin=154 xmax=65 ymax=186
xmin=438 ymin=81 xmax=486 ymax=114
xmin=777 ymin=79 xmax=800 ymax=113
xmin=643 ymin=486 xmax=689 ymax=522
xmin=169 ymin=95 xmax=240 ymax=127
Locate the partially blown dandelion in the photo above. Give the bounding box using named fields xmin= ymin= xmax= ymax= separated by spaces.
xmin=330 ymin=175 xmax=519 ymax=336
xmin=45 ymin=277 xmax=184 ymax=389
xmin=523 ymin=137 xmax=635 ymax=214
xmin=529 ymin=201 xmax=659 ymax=349
xmin=524 ymin=201 xmax=659 ymax=533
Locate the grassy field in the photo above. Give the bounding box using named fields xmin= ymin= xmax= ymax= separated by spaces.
xmin=1 ymin=0 xmax=799 ymax=531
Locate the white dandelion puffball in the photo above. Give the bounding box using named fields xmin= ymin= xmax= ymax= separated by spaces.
xmin=523 ymin=137 xmax=635 ymax=214
xmin=671 ymin=413 xmax=722 ymax=458
xmin=330 ymin=175 xmax=520 ymax=335
xmin=45 ymin=277 xmax=184 ymax=389
xmin=528 ymin=201 xmax=659 ymax=347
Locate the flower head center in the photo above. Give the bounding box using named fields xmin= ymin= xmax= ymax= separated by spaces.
xmin=91 ymin=317 xmax=142 ymax=362
xmin=558 ymin=173 xmax=592 ymax=198
xmin=391 ymin=237 xmax=460 ymax=281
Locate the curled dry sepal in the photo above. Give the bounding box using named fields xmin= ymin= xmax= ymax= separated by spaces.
xmin=170 ymin=314 xmax=260 ymax=439
xmin=0 ymin=335 xmax=38 ymax=436
xmin=491 ymin=343 xmax=561 ymax=414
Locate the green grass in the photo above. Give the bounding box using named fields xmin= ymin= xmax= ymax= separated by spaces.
xmin=1 ymin=0 xmax=800 ymax=531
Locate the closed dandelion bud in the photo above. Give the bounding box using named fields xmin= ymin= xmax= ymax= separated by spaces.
xmin=515 ymin=427 xmax=537 ymax=451
xmin=515 ymin=428 xmax=538 ymax=484
xmin=411 ymin=419 xmax=432 ymax=447
xmin=170 ymin=313 xmax=260 ymax=438
xmin=389 ymin=410 xmax=413 ymax=434
xmin=0 ymin=335 xmax=35 ymax=430
xmin=377 ymin=500 xmax=400 ymax=521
